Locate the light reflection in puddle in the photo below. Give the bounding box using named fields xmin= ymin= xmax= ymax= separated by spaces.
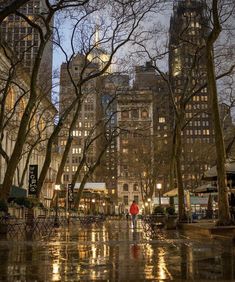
xmin=0 ymin=220 xmax=235 ymax=281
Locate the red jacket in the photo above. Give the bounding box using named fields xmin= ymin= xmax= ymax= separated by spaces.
xmin=130 ymin=203 xmax=139 ymax=215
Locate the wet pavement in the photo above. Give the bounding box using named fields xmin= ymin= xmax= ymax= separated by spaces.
xmin=0 ymin=219 xmax=235 ymax=281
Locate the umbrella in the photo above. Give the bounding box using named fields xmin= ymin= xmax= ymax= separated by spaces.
xmin=163 ymin=188 xmax=178 ymax=197
xmin=163 ymin=188 xmax=188 ymax=197
xmin=202 ymin=159 xmax=235 ymax=180
xmin=194 ymin=184 xmax=217 ymax=193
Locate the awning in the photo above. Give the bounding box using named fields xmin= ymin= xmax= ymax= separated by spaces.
xmin=74 ymin=182 xmax=107 ymax=193
xmin=10 ymin=185 xmax=27 ymax=198
xmin=163 ymin=188 xmax=192 ymax=197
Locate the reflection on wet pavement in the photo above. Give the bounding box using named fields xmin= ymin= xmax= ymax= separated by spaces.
xmin=0 ymin=219 xmax=235 ymax=281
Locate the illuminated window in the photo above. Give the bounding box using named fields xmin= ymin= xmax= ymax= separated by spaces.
xmin=72 ymin=166 xmax=77 ymax=172
xmin=72 ymin=148 xmax=78 ymax=154
xmin=65 ymin=166 xmax=70 ymax=172
xmin=159 ymin=117 xmax=165 ymax=123
xmin=72 ymin=130 xmax=79 ymax=136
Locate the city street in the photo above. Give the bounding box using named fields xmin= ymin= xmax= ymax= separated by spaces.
xmin=0 ymin=218 xmax=235 ymax=281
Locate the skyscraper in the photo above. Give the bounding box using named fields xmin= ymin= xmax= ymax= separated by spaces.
xmin=169 ymin=0 xmax=215 ymax=189
xmin=0 ymin=0 xmax=53 ymax=96
xmin=59 ymin=54 xmax=100 ymax=185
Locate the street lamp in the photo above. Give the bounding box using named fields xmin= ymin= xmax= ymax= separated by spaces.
xmin=144 ymin=202 xmax=149 ymax=215
xmin=54 ymin=184 xmax=61 ymax=227
xmin=91 ymin=199 xmax=95 ymax=214
xmin=156 ymin=183 xmax=162 ymax=206
xmin=147 ymin=198 xmax=151 ymax=214
xmin=102 ymin=202 xmax=106 ymax=215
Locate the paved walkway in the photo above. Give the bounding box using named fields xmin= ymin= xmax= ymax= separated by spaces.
xmin=0 ymin=219 xmax=235 ymax=281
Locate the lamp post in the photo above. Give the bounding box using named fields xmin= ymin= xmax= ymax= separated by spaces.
xmin=91 ymin=199 xmax=95 ymax=214
xmin=54 ymin=184 xmax=61 ymax=227
xmin=102 ymin=202 xmax=106 ymax=215
xmin=147 ymin=198 xmax=151 ymax=214
xmin=157 ymin=183 xmax=162 ymax=206
xmin=144 ymin=202 xmax=148 ymax=215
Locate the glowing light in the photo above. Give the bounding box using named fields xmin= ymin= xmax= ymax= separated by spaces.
xmin=52 ymin=262 xmax=61 ymax=281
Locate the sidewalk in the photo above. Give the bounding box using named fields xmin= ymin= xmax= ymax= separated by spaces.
xmin=1 ymin=219 xmax=235 ymax=280
xmin=180 ymin=219 xmax=235 ymax=239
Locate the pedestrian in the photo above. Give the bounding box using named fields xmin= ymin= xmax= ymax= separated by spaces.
xmin=130 ymin=200 xmax=139 ymax=228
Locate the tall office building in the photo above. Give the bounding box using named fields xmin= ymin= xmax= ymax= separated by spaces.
xmin=59 ymin=54 xmax=100 ymax=185
xmin=97 ymin=74 xmax=129 ymax=203
xmin=0 ymin=0 xmax=53 ymax=96
xmin=169 ymin=0 xmax=215 ymax=189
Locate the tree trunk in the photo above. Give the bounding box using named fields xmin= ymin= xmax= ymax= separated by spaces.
xmin=205 ymin=0 xmax=231 ymax=225
xmin=206 ymin=46 xmax=231 ymax=225
xmin=36 ymin=99 xmax=78 ymax=198
xmin=175 ymin=122 xmax=186 ymax=222
xmin=55 ymin=136 xmax=73 ymax=185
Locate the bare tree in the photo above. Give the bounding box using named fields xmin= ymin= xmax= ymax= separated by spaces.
xmin=205 ymin=0 xmax=235 ymax=225
xmin=0 ymin=0 xmax=31 ymax=23
xmin=0 ymin=0 xmax=159 ymax=201
xmin=128 ymin=0 xmax=235 ymax=223
xmin=35 ymin=0 xmax=159 ymax=200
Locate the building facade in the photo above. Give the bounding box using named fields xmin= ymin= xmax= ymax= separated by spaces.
xmin=0 ymin=44 xmax=58 ymax=207
xmin=59 ymin=54 xmax=101 ymax=187
xmin=169 ymin=0 xmax=215 ymax=190
xmin=133 ymin=62 xmax=173 ymax=197
xmin=0 ymin=0 xmax=53 ymax=97
xmin=117 ymin=87 xmax=154 ymax=213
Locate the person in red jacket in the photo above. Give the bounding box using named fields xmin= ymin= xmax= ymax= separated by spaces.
xmin=129 ymin=200 xmax=139 ymax=228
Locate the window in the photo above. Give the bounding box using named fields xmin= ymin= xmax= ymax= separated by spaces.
xmin=133 ymin=183 xmax=138 ymax=192
xmin=141 ymin=109 xmax=148 ymax=118
xmin=134 ymin=195 xmax=139 ymax=204
xmin=60 ymin=140 xmax=66 ymax=146
xmin=65 ymin=166 xmax=70 ymax=172
xmin=72 ymin=148 xmax=79 ymax=154
xmin=159 ymin=117 xmax=165 ymax=123
xmin=121 ymin=110 xmax=129 ymax=119
xmin=72 ymin=130 xmax=79 ymax=136
xmin=132 ymin=109 xmax=139 ymax=119
xmin=123 ymin=183 xmax=128 ymax=191
xmin=122 ymin=139 xmax=128 ymax=145
xmin=123 ymin=195 xmax=128 ymax=205
xmin=63 ymin=174 xmax=69 ymax=182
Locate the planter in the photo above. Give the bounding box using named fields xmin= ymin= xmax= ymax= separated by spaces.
xmin=166 ymin=215 xmax=178 ymax=229
xmin=151 ymin=214 xmax=166 ymax=227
